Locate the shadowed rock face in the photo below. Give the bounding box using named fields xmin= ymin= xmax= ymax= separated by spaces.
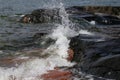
xmin=69 ymin=35 xmax=85 ymax=62
xmin=83 ymin=39 xmax=120 ymax=80
xmin=70 ymin=36 xmax=120 ymax=80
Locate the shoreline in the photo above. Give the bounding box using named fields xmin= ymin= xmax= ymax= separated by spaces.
xmin=67 ymin=6 xmax=120 ymax=16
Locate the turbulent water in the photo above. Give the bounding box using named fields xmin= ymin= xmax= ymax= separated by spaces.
xmin=0 ymin=2 xmax=80 ymax=80
xmin=0 ymin=0 xmax=120 ymax=80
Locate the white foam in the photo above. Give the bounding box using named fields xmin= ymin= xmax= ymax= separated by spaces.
xmin=79 ymin=30 xmax=94 ymax=35
xmin=0 ymin=49 xmax=75 ymax=80
xmin=0 ymin=2 xmax=76 ymax=80
xmin=47 ymin=25 xmax=72 ymax=58
xmin=0 ymin=58 xmax=55 ymax=80
xmin=90 ymin=21 xmax=96 ymax=25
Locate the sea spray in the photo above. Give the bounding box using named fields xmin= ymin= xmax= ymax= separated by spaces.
xmin=0 ymin=59 xmax=55 ymax=80
xmin=0 ymin=2 xmax=97 ymax=79
xmin=0 ymin=2 xmax=77 ymax=80
xmin=42 ymin=2 xmax=78 ymax=60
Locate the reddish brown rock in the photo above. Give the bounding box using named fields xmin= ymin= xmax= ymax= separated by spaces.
xmin=67 ymin=49 xmax=74 ymax=61
xmin=21 ymin=14 xmax=33 ymax=23
xmin=41 ymin=70 xmax=72 ymax=80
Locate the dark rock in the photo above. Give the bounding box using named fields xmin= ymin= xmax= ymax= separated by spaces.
xmin=33 ymin=32 xmax=48 ymax=39
xmin=70 ymin=34 xmax=120 ymax=80
xmin=19 ymin=7 xmax=90 ymax=24
xmin=87 ymin=54 xmax=120 ymax=79
xmin=69 ymin=35 xmax=85 ymax=62
xmin=19 ymin=6 xmax=120 ymax=25
xmin=66 ymin=6 xmax=85 ymax=14
xmin=20 ymin=8 xmax=61 ymax=23
xmin=84 ymin=6 xmax=120 ymax=15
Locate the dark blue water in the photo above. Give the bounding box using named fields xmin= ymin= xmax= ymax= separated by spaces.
xmin=0 ymin=0 xmax=120 ymax=15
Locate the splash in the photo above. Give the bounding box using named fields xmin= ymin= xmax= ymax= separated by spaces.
xmin=45 ymin=3 xmax=77 ymax=59
xmin=0 ymin=2 xmax=77 ymax=80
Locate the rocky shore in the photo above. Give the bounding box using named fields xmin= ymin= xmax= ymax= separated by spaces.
xmin=0 ymin=6 xmax=120 ymax=80
xmin=70 ymin=36 xmax=120 ymax=80
xmin=84 ymin=6 xmax=120 ymax=16
xmin=69 ymin=6 xmax=120 ymax=16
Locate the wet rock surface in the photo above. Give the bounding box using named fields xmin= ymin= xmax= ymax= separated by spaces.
xmin=19 ymin=7 xmax=89 ymax=24
xmin=20 ymin=8 xmax=61 ymax=23
xmin=70 ymin=35 xmax=120 ymax=79
xmin=20 ymin=6 xmax=120 ymax=27
xmin=41 ymin=69 xmax=72 ymax=80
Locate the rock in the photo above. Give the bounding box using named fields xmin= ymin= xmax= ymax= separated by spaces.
xmin=20 ymin=8 xmax=61 ymax=23
xmin=92 ymin=54 xmax=120 ymax=70
xmin=66 ymin=6 xmax=85 ymax=14
xmin=70 ymin=36 xmax=120 ymax=80
xmin=69 ymin=35 xmax=85 ymax=62
xmin=87 ymin=54 xmax=120 ymax=79
xmin=33 ymin=32 xmax=48 ymax=39
xmin=0 ymin=47 xmax=74 ymax=67
xmin=67 ymin=49 xmax=74 ymax=61
xmin=19 ymin=7 xmax=89 ymax=24
xmin=41 ymin=69 xmax=72 ymax=80
xmin=20 ymin=14 xmax=33 ymax=23
xmin=19 ymin=6 xmax=120 ymax=24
